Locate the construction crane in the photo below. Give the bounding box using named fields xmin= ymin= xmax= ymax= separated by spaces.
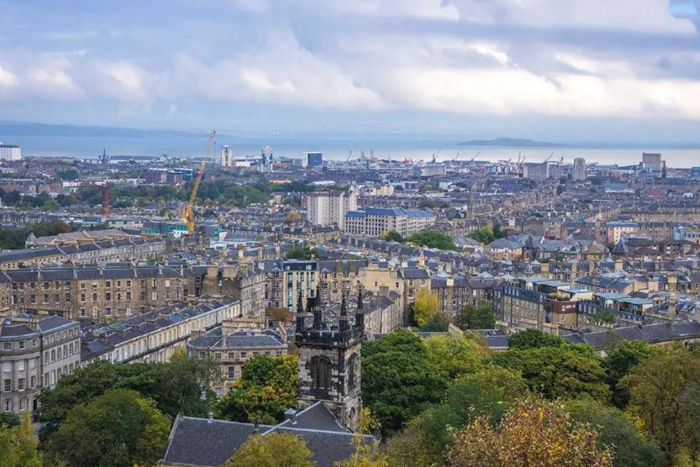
xmin=346 ymin=150 xmax=353 ymax=162
xmin=544 ymin=152 xmax=554 ymax=163
xmin=182 ymin=131 xmax=216 ymax=233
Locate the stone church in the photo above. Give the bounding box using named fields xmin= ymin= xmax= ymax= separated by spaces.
xmin=295 ymin=285 xmax=364 ymax=431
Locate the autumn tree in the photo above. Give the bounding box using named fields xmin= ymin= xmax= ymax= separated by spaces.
xmin=411 ymin=289 xmax=440 ymax=326
xmin=447 ymin=398 xmax=612 ymax=467
xmin=225 ymin=432 xmax=315 ymax=467
xmin=216 ymin=354 xmax=299 ymax=424
xmin=47 ymin=389 xmax=172 ymax=467
xmin=620 ymin=345 xmax=700 ymax=463
xmin=0 ymin=413 xmax=43 ymax=467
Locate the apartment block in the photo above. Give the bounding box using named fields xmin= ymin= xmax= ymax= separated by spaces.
xmin=344 ymin=207 xmax=436 ymax=237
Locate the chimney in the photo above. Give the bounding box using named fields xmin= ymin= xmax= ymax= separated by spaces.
xmin=668 ymin=299 xmax=677 ymax=320
xmin=284 ymin=408 xmax=297 ymax=424
xmin=208 ymin=412 xmax=214 ymax=424
xmin=614 ymin=260 xmax=623 ymax=271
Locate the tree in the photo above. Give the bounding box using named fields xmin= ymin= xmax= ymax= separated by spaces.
xmin=602 ymin=340 xmax=656 ymax=409
xmin=568 ymin=399 xmax=663 ymax=467
xmin=0 ymin=412 xmax=20 ymax=428
xmin=411 ymin=289 xmax=439 ymax=326
xmin=620 ymin=345 xmax=700 ymax=463
xmin=47 ymin=389 xmax=171 ymax=467
xmin=362 ymin=331 xmax=448 ymax=435
xmin=216 ymin=355 xmax=299 ymax=424
xmin=285 ymin=246 xmax=315 ymax=260
xmin=470 ymin=227 xmax=496 ymax=244
xmin=56 ymin=169 xmax=80 ymax=181
xmin=386 ymin=421 xmax=445 ymax=467
xmin=507 ymin=328 xmax=565 ymax=350
xmin=225 ymin=432 xmax=315 ymax=467
xmin=42 ymin=200 xmax=62 ymax=212
xmin=383 ymin=231 xmax=403 ymax=243
xmin=39 ymin=356 xmax=220 ymax=440
xmin=448 ymin=398 xmax=612 ymax=467
xmin=455 ymin=302 xmax=496 ymax=330
xmin=406 ymin=231 xmax=456 ymax=250
xmin=418 ymin=313 xmax=449 ymax=332
xmin=424 ymin=334 xmax=489 ymax=378
xmin=492 ymin=345 xmax=609 ymax=402
xmin=0 ymin=413 xmax=43 ymax=467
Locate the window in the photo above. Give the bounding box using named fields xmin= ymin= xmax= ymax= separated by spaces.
xmin=3 ymin=399 xmax=12 ymax=412
xmin=18 ymin=341 xmax=25 ymax=349
xmin=240 ymin=352 xmax=247 ymax=359
xmin=106 ymin=281 xmax=111 ymax=288
xmin=19 ymin=398 xmax=27 ymax=411
xmin=105 ymin=293 xmax=111 ymax=301
xmin=347 ymin=353 xmax=358 ymax=391
xmin=228 ymin=366 xmax=235 ymax=380
xmin=2 ymin=343 xmax=10 ymax=350
xmin=228 ymin=352 xmax=235 ymax=359
xmin=17 ymin=361 xmax=25 ymax=372
xmin=30 ymin=376 xmax=35 ymax=388
xmin=310 ymin=356 xmax=332 ymax=391
xmin=2 ymin=362 xmax=11 ymax=373
xmin=215 ymin=353 xmax=221 ymax=360
xmin=3 ymin=379 xmax=10 ymax=392
xmin=18 ymin=378 xmax=25 ymax=390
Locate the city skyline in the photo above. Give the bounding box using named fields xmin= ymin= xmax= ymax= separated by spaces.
xmin=1 ymin=1 xmax=700 ymax=143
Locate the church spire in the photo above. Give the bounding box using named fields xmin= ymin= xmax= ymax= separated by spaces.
xmin=313 ymin=283 xmax=324 ymax=330
xmin=355 ymin=286 xmax=364 ymax=335
xmin=339 ymin=293 xmax=349 ymax=338
xmin=296 ymin=289 xmax=305 ymax=331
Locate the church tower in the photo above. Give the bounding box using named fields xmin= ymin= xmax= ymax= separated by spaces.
xmin=295 ymin=285 xmax=364 ymax=431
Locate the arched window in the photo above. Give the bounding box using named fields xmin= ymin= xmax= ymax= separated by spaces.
xmin=347 ymin=353 xmax=358 ymax=391
xmin=310 ymin=356 xmax=332 ymax=390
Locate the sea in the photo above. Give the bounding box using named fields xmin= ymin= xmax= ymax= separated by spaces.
xmin=2 ymin=131 xmax=700 ymax=167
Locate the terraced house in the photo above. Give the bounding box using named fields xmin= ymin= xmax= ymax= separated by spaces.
xmin=0 ymin=264 xmax=208 ymax=321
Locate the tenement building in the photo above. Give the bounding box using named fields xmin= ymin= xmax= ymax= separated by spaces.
xmin=0 ymin=314 xmax=80 ymax=415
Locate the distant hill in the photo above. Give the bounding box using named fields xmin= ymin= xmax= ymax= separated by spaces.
xmin=458 ymin=137 xmax=566 ymax=148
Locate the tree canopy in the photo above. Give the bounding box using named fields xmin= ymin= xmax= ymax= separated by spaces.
xmin=507 ymin=329 xmax=565 ymax=350
xmin=455 ymin=302 xmax=496 ymax=330
xmin=406 ymin=231 xmax=455 ymax=250
xmin=224 ymin=432 xmax=315 ymax=467
xmin=47 ymin=389 xmax=171 ymax=467
xmin=216 ymin=354 xmax=299 ymax=424
xmin=411 ymin=289 xmax=439 ymax=326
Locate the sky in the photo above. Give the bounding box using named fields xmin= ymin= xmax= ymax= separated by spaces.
xmin=1 ymin=0 xmax=700 ymax=143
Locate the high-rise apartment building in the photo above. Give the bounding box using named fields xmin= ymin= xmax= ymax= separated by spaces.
xmin=642 ymin=153 xmax=662 ymax=172
xmin=221 ymin=146 xmax=234 ymax=167
xmin=0 ymin=144 xmax=21 ymax=161
xmin=306 ymin=190 xmax=358 ymax=230
xmin=573 ymin=158 xmax=586 ymax=181
xmin=307 ymin=152 xmax=323 ymax=167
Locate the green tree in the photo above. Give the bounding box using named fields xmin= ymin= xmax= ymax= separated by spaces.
xmin=418 ymin=313 xmax=449 ymax=332
xmin=507 ymin=328 xmax=565 ymax=350
xmin=216 ymin=355 xmax=299 ymax=424
xmin=39 ymin=355 xmax=220 ymax=440
xmin=602 ymin=340 xmax=657 ymax=408
xmin=47 ymin=389 xmax=171 ymax=467
xmin=406 ymin=231 xmax=456 ymax=250
xmin=492 ymin=345 xmax=609 ymax=401
xmin=455 ymin=302 xmax=496 ymax=330
xmin=411 ymin=289 xmax=439 ymax=326
xmin=362 ymin=331 xmax=448 ymax=435
xmin=56 ymin=169 xmax=80 ymax=181
xmin=424 ymin=334 xmax=489 ymax=378
xmin=568 ymin=399 xmax=663 ymax=467
xmin=42 ymin=199 xmax=62 ymax=212
xmin=470 ymin=227 xmax=496 ymax=244
xmin=285 ymin=246 xmax=315 ymax=260
xmin=383 ymin=231 xmax=403 ymax=243
xmin=386 ymin=420 xmax=444 ymax=467
xmin=225 ymin=432 xmax=315 ymax=467
xmin=0 ymin=412 xmax=20 ymax=428
xmin=620 ymin=345 xmax=700 ymax=463
xmin=448 ymin=398 xmax=612 ymax=467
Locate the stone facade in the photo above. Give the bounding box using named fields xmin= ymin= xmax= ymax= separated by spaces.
xmin=295 ymin=290 xmax=363 ymax=431
xmin=0 ymin=315 xmax=80 ymax=415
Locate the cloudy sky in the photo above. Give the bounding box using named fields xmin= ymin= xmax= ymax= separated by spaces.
xmin=1 ymin=0 xmax=700 ymax=143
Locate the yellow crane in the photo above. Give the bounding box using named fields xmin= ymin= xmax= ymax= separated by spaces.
xmin=182 ymin=130 xmax=216 ymax=233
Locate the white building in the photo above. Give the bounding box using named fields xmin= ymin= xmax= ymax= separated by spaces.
xmin=306 ymin=190 xmax=358 ymax=230
xmin=344 ymin=207 xmax=436 ymax=237
xmin=0 ymin=144 xmax=21 ymax=161
xmin=221 ymin=146 xmax=234 ymax=167
xmin=573 ymin=158 xmax=586 ymax=181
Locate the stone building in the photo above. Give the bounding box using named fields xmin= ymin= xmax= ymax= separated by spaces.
xmin=187 ymin=316 xmax=288 ymax=396
xmin=0 ymin=264 xmax=207 ymax=321
xmin=295 ymin=288 xmax=363 ymax=431
xmin=0 ymin=314 xmax=80 ymax=415
xmin=81 ymin=297 xmax=241 ymax=366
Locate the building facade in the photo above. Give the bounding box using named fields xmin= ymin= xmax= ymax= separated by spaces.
xmin=306 ymin=190 xmax=358 ymax=230
xmin=573 ymin=158 xmax=586 ymax=181
xmin=344 ymin=208 xmax=436 ymax=237
xmin=1 ymin=315 xmax=80 ymax=415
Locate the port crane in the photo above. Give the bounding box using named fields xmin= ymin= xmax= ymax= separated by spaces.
xmin=181 ymin=131 xmax=216 ymax=233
